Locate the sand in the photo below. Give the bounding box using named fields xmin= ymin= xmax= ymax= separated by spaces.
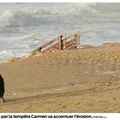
xmin=0 ymin=43 xmax=120 ymax=112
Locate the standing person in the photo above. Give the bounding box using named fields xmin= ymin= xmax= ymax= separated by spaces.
xmin=0 ymin=74 xmax=5 ymax=103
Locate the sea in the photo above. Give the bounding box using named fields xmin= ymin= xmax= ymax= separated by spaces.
xmin=0 ymin=3 xmax=120 ymax=62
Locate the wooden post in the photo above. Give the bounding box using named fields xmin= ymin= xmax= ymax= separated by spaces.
xmin=73 ymin=34 xmax=78 ymax=48
xmin=59 ymin=35 xmax=63 ymax=50
xmin=77 ymin=32 xmax=80 ymax=48
xmin=39 ymin=47 xmax=42 ymax=52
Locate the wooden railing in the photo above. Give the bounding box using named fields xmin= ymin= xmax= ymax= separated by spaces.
xmin=32 ymin=32 xmax=80 ymax=54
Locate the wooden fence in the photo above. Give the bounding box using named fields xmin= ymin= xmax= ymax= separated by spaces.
xmin=32 ymin=32 xmax=80 ymax=54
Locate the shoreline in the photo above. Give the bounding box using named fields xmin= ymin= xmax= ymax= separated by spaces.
xmin=2 ymin=41 xmax=120 ymax=64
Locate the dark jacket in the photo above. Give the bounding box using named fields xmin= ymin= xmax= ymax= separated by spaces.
xmin=0 ymin=74 xmax=5 ymax=97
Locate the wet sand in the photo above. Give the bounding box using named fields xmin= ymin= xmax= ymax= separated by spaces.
xmin=0 ymin=43 xmax=120 ymax=112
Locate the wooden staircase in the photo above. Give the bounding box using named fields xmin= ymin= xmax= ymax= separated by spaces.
xmin=32 ymin=32 xmax=80 ymax=54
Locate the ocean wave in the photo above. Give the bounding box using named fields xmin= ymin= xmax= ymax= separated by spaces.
xmin=0 ymin=48 xmax=30 ymax=62
xmin=0 ymin=3 xmax=120 ymax=27
xmin=0 ymin=50 xmax=15 ymax=62
xmin=0 ymin=3 xmax=97 ymax=27
xmin=33 ymin=3 xmax=97 ymax=16
xmin=0 ymin=10 xmax=35 ymax=27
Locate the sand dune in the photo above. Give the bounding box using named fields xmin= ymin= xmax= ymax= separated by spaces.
xmin=0 ymin=43 xmax=120 ymax=112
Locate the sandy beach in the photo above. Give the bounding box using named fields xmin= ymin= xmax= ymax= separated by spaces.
xmin=0 ymin=43 xmax=120 ymax=112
